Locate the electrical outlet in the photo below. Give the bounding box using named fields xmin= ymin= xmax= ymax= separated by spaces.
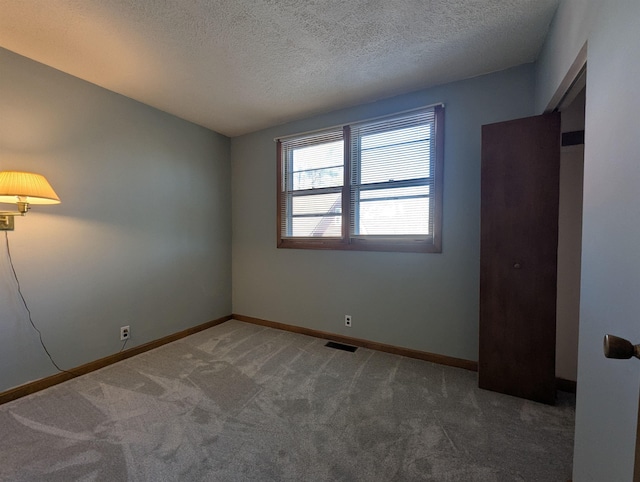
xmin=120 ymin=325 xmax=130 ymax=341
xmin=345 ymin=315 xmax=352 ymax=327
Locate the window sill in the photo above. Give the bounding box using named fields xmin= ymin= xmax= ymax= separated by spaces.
xmin=277 ymin=238 xmax=441 ymax=253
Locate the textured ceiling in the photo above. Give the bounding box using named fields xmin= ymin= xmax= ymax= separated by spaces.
xmin=0 ymin=0 xmax=559 ymax=137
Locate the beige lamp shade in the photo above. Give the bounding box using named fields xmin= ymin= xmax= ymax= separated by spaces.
xmin=0 ymin=171 xmax=61 ymax=205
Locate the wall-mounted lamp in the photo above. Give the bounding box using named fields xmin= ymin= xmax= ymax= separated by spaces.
xmin=0 ymin=171 xmax=61 ymax=230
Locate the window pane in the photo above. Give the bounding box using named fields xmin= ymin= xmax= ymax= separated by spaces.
xmin=361 ymin=125 xmax=428 ymax=149
xmin=288 ymin=192 xmax=342 ymax=237
xmin=291 ymin=215 xmax=342 ymax=237
xmin=360 ymin=126 xmax=430 ymax=184
xmin=358 ymin=197 xmax=430 ymax=235
xmin=293 ymin=166 xmax=342 ymax=190
xmin=292 ymin=192 xmax=341 ymax=216
xmin=291 ymin=140 xmax=343 ymax=190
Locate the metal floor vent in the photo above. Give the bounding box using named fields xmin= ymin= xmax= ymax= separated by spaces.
xmin=325 ymin=341 xmax=358 ymax=353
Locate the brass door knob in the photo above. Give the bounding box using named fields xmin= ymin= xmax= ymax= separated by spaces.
xmin=603 ymin=334 xmax=640 ymax=360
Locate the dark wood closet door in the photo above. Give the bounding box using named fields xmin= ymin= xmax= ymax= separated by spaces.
xmin=479 ymin=112 xmax=561 ymax=405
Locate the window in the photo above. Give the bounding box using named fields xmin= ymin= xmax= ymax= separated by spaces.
xmin=277 ymin=105 xmax=443 ymax=253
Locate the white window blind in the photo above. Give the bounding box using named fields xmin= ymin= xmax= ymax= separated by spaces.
xmin=349 ymin=108 xmax=436 ymax=240
xmin=279 ymin=129 xmax=344 ymax=238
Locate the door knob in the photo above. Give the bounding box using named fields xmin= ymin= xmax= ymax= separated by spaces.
xmin=603 ymin=334 xmax=640 ymax=360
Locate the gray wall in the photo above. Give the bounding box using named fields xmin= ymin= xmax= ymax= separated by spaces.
xmin=536 ymin=0 xmax=640 ymax=480
xmin=231 ymin=64 xmax=535 ymax=362
xmin=0 ymin=48 xmax=232 ymax=392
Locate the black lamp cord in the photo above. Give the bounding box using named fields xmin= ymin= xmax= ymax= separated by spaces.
xmin=4 ymin=232 xmax=128 ymax=376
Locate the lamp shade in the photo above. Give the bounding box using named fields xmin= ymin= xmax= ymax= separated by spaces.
xmin=0 ymin=171 xmax=61 ymax=205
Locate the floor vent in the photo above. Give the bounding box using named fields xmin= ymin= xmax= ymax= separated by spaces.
xmin=325 ymin=341 xmax=358 ymax=353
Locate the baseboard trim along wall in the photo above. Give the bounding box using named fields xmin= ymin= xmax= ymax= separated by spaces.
xmin=0 ymin=315 xmax=232 ymax=406
xmin=232 ymin=314 xmax=479 ymax=372
xmin=0 ymin=313 xmax=577 ymax=405
xmin=233 ymin=314 xmax=578 ymax=393
xmin=556 ymin=377 xmax=577 ymax=394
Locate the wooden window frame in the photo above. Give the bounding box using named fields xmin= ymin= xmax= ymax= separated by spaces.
xmin=277 ymin=105 xmax=444 ymax=253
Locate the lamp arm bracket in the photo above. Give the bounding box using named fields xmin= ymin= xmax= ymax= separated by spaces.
xmin=0 ymin=202 xmax=30 ymax=216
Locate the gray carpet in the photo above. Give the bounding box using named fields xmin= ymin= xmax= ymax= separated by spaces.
xmin=0 ymin=320 xmax=574 ymax=481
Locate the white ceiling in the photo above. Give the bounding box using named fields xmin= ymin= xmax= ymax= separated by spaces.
xmin=0 ymin=0 xmax=559 ymax=137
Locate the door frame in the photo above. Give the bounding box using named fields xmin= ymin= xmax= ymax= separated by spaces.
xmin=547 ymin=43 xmax=588 ymax=481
